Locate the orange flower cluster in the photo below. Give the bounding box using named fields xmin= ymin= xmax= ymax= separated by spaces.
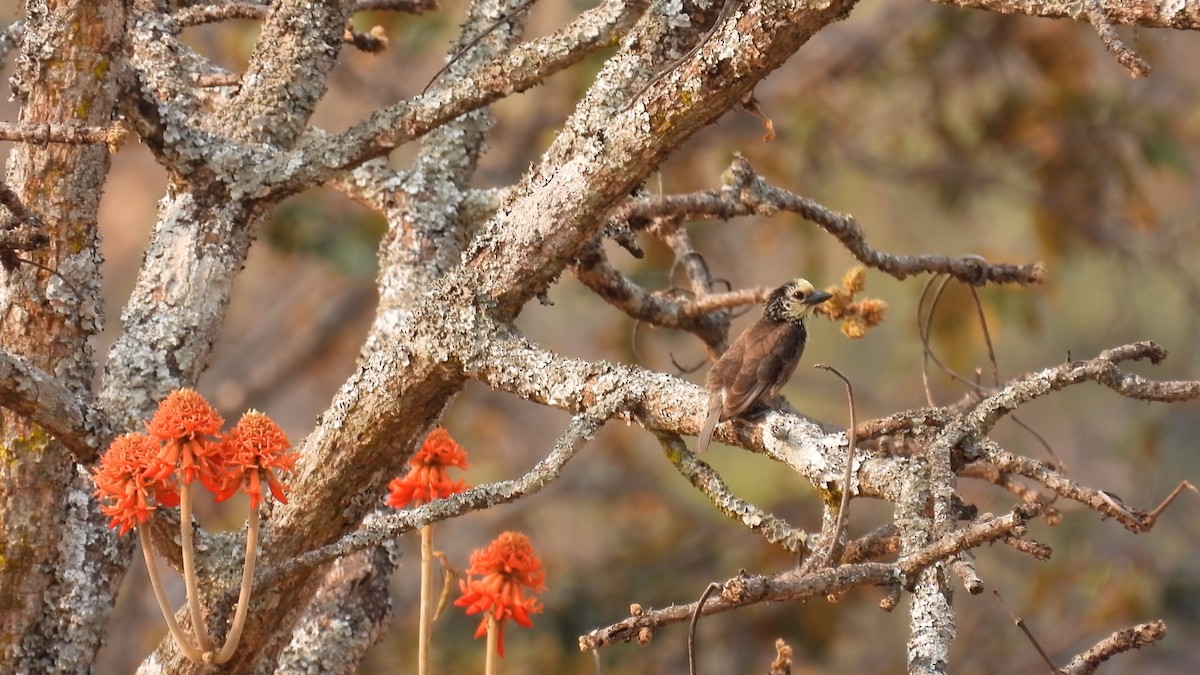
xmin=215 ymin=411 xmax=298 ymax=509
xmin=144 ymin=389 xmax=226 ymax=492
xmin=92 ymin=433 xmax=180 ymax=535
xmin=386 ymin=427 xmax=469 ymax=508
xmin=455 ymin=531 xmax=546 ymax=657
xmin=92 ymin=389 xmax=296 ymax=534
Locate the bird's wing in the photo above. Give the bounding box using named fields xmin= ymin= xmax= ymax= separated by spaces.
xmin=722 ymin=323 xmax=804 ymax=419
xmin=698 ymin=321 xmax=805 ymax=452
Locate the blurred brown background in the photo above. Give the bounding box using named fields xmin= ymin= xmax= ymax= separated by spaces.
xmin=4 ymin=1 xmax=1199 ymax=672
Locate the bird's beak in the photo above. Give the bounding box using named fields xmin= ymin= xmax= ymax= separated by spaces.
xmin=805 ymin=290 xmax=833 ymax=305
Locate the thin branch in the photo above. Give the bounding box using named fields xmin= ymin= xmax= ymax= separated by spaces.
xmin=687 ymin=583 xmax=720 ymax=675
xmin=972 ymin=438 xmax=1148 ymax=532
xmin=950 ymin=554 xmax=983 ymax=595
xmin=580 ymin=505 xmax=1035 ymax=651
xmin=925 ymin=0 xmax=1200 ymax=29
xmin=813 ymin=364 xmax=858 ymax=568
xmin=0 ymin=350 xmax=110 ymax=462
xmin=1085 ymin=0 xmax=1151 ymax=78
xmin=1058 ymin=620 xmax=1168 ymax=675
xmin=257 ymin=0 xmax=650 ymax=198
xmin=588 ymin=504 xmax=1033 ymax=652
xmin=422 ymin=0 xmax=537 ymax=92
xmin=897 ymin=504 xmax=1042 ymax=581
xmin=232 ymin=411 xmax=610 ymax=604
xmin=656 ymin=433 xmax=810 ymax=555
xmin=613 ymin=155 xmax=1047 ymax=286
xmin=966 ymin=342 xmax=1200 ymax=436
xmin=572 ymin=239 xmax=769 ymax=364
xmin=174 ymin=0 xmax=438 ymax=26
xmin=993 ymin=590 xmax=1057 ymax=673
xmin=1141 ymin=480 xmax=1199 ymax=528
xmin=579 ymin=563 xmax=898 ymax=651
xmin=0 ymin=121 xmax=127 ymax=151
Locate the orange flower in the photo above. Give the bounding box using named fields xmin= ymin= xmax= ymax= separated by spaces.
xmin=386 ymin=427 xmax=469 ymax=508
xmin=92 ymin=433 xmax=180 ymax=535
xmin=454 ymin=531 xmax=546 ymax=657
xmin=213 ymin=411 xmax=296 ymax=509
xmin=144 ymin=389 xmax=226 ymax=491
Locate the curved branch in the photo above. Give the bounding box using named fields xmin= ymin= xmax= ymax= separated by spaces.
xmin=259 ymin=0 xmax=651 ymax=197
xmin=615 ymin=154 xmax=1046 ymax=286
xmin=227 ymin=410 xmax=609 ymax=609
xmin=580 ymin=503 xmax=1037 ymax=651
xmin=656 ymin=432 xmax=811 ymax=555
xmin=966 ymin=341 xmax=1199 ymax=435
xmin=1059 ymin=620 xmax=1168 ymax=675
xmin=0 ymin=351 xmax=110 ymax=462
xmin=927 ymin=0 xmax=1200 ymax=30
xmin=467 ymin=326 xmax=857 ymax=493
xmin=579 ymin=563 xmax=898 ymax=651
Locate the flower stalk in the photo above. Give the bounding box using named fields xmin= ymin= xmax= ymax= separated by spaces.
xmin=419 ymin=524 xmax=435 ymax=675
xmin=485 ymin=614 xmax=499 ymax=675
xmin=456 ymin=531 xmax=547 ymax=661
xmin=92 ymin=390 xmax=295 ymax=664
xmin=387 ymin=427 xmax=471 ymax=675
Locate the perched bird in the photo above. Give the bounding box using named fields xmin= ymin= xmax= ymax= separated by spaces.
xmin=695 ymin=278 xmax=832 ymax=453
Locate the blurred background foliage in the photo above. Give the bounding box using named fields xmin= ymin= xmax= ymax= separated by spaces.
xmin=3 ymin=0 xmax=1197 ymax=672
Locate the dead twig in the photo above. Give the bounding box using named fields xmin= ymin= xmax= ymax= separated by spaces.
xmin=813 ymin=364 xmax=858 ymax=568
xmin=993 ymin=589 xmax=1057 ymax=673
xmin=1059 ymin=620 xmax=1168 ymax=675
xmin=688 ymin=583 xmax=720 ymax=675
xmin=1139 ymin=480 xmax=1198 ymax=528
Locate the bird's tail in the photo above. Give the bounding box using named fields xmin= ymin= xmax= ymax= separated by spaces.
xmin=695 ymin=407 xmax=722 ymax=454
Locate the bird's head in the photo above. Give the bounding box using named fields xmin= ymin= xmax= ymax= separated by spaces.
xmin=765 ymin=278 xmax=832 ymax=323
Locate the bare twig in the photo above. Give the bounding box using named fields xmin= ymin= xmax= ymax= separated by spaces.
xmin=579 ymin=564 xmax=897 ymax=651
xmin=422 ymin=0 xmax=537 ymax=93
xmin=656 ymin=433 xmax=810 ymax=555
xmin=1059 ymin=620 xmax=1168 ymax=675
xmin=688 ymin=583 xmax=720 ymax=675
xmin=613 ymin=155 xmax=1047 ymax=286
xmin=174 ymin=0 xmax=438 ymax=26
xmin=230 ymin=410 xmax=612 ymax=605
xmin=967 ymin=342 xmax=1200 ymax=435
xmin=581 ymin=504 xmax=1037 ymax=651
xmin=257 ymin=0 xmax=650 ymax=196
xmin=950 ymin=554 xmax=983 ymax=595
xmin=813 ymin=364 xmax=857 ymax=568
xmin=1141 ymin=480 xmax=1198 ymax=528
xmin=974 ymin=438 xmax=1147 ymax=532
xmin=918 ymin=273 xmax=980 ymax=402
xmin=1083 ymin=0 xmax=1151 ymax=78
xmin=0 ymin=121 xmax=127 ymax=151
xmin=993 ymin=590 xmax=1057 ymax=673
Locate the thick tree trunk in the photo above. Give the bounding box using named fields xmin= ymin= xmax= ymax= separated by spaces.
xmin=0 ymin=0 xmax=125 ymax=669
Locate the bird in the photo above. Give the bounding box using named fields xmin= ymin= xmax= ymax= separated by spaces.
xmin=695 ymin=278 xmax=832 ymax=454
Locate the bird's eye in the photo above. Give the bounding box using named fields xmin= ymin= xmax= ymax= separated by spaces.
xmin=792 ymin=291 xmax=807 ymax=301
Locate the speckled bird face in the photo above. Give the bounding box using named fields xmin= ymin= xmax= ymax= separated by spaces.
xmin=767 ymin=278 xmax=831 ymax=323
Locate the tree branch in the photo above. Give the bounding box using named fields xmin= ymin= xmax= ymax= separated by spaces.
xmin=0 ymin=350 xmax=110 ymax=463
xmin=256 ymin=0 xmax=651 ymax=198
xmin=1059 ymin=620 xmax=1168 ymax=675
xmin=614 ymin=154 xmax=1047 ymax=286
